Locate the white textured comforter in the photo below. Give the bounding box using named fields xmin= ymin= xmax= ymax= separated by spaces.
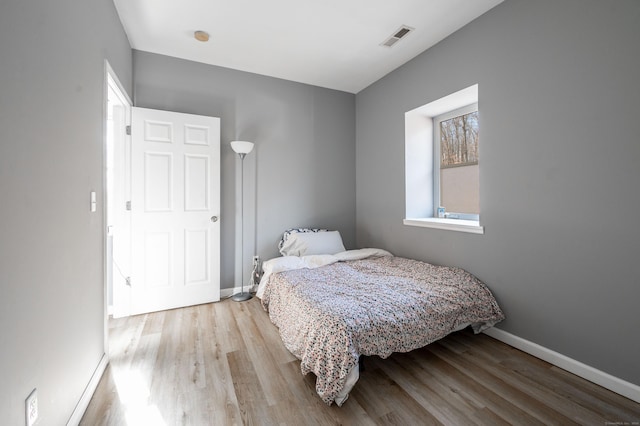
xmin=256 ymin=248 xmax=393 ymax=299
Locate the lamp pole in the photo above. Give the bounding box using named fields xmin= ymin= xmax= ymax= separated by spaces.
xmin=230 ymin=141 xmax=254 ymax=302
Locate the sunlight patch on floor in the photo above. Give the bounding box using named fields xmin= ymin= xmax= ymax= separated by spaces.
xmin=113 ymin=368 xmax=166 ymax=426
xmin=125 ymin=405 xmax=166 ymax=426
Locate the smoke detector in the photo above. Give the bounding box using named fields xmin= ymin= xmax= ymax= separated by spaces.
xmin=381 ymin=25 xmax=414 ymax=48
xmin=194 ymin=30 xmax=210 ymax=42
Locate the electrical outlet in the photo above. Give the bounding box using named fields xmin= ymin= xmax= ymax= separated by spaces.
xmin=250 ymin=256 xmax=261 ymax=291
xmin=25 ymin=388 xmax=38 ymax=426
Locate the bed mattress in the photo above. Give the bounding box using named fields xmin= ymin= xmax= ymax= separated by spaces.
xmin=259 ymin=253 xmax=505 ymax=405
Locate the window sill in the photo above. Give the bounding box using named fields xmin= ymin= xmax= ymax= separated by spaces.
xmin=403 ymin=218 xmax=484 ymax=234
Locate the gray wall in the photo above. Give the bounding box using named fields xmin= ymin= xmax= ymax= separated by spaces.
xmin=0 ymin=0 xmax=132 ymax=424
xmin=133 ymin=51 xmax=356 ymax=290
xmin=356 ymin=0 xmax=640 ymax=386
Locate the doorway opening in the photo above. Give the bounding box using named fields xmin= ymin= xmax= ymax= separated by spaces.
xmin=105 ymin=63 xmax=132 ymax=321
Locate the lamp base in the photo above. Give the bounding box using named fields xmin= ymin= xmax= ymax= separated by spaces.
xmin=231 ymin=291 xmax=252 ymax=302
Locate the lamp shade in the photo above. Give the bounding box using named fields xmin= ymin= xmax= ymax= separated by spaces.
xmin=230 ymin=141 xmax=254 ymax=155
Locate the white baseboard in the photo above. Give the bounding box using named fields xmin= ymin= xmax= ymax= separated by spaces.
xmin=66 ymin=353 xmax=109 ymax=426
xmin=483 ymin=327 xmax=640 ymax=404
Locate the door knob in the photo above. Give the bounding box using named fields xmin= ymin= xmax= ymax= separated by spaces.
xmin=211 ymin=216 xmax=218 ymax=223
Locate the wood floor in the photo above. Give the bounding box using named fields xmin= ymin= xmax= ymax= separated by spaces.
xmin=81 ymin=297 xmax=639 ymax=425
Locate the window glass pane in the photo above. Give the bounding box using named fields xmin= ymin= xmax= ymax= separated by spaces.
xmin=440 ymin=111 xmax=478 ymax=167
xmin=439 ymin=111 xmax=479 ymax=215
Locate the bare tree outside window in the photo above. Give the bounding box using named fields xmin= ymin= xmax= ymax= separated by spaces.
xmin=440 ymin=111 xmax=478 ymax=168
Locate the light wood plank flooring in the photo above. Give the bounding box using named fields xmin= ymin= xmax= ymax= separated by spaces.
xmin=81 ymin=298 xmax=639 ymax=425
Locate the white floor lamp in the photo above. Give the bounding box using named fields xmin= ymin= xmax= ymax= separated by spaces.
xmin=231 ymin=140 xmax=254 ymax=302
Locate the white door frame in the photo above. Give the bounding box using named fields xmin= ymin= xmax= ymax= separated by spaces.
xmin=103 ymin=61 xmax=132 ymax=347
xmin=69 ymin=60 xmax=132 ymax=426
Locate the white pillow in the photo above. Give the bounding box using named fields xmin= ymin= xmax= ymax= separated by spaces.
xmin=279 ymin=230 xmax=346 ymax=257
xmin=278 ymin=228 xmax=327 ymax=254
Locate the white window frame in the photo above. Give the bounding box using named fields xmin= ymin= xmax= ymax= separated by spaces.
xmin=433 ymin=103 xmax=479 ymax=221
xmin=404 ymin=84 xmax=483 ymax=234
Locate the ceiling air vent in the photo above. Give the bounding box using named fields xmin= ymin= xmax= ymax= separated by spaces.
xmin=381 ymin=25 xmax=414 ymax=48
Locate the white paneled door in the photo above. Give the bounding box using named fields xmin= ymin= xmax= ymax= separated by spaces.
xmin=130 ymin=107 xmax=220 ymax=315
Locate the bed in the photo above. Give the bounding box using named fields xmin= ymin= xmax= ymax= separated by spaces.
xmin=256 ymin=229 xmax=505 ymax=406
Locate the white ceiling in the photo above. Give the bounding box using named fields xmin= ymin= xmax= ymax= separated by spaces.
xmin=113 ymin=0 xmax=503 ymax=94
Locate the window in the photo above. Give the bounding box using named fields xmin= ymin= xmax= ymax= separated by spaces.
xmin=434 ymin=104 xmax=479 ymax=221
xmin=404 ymin=84 xmax=483 ymax=234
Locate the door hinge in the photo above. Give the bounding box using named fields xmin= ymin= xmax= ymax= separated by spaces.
xmin=126 ymin=201 xmax=131 ymax=211
xmin=125 ymin=125 xmax=131 ymax=135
